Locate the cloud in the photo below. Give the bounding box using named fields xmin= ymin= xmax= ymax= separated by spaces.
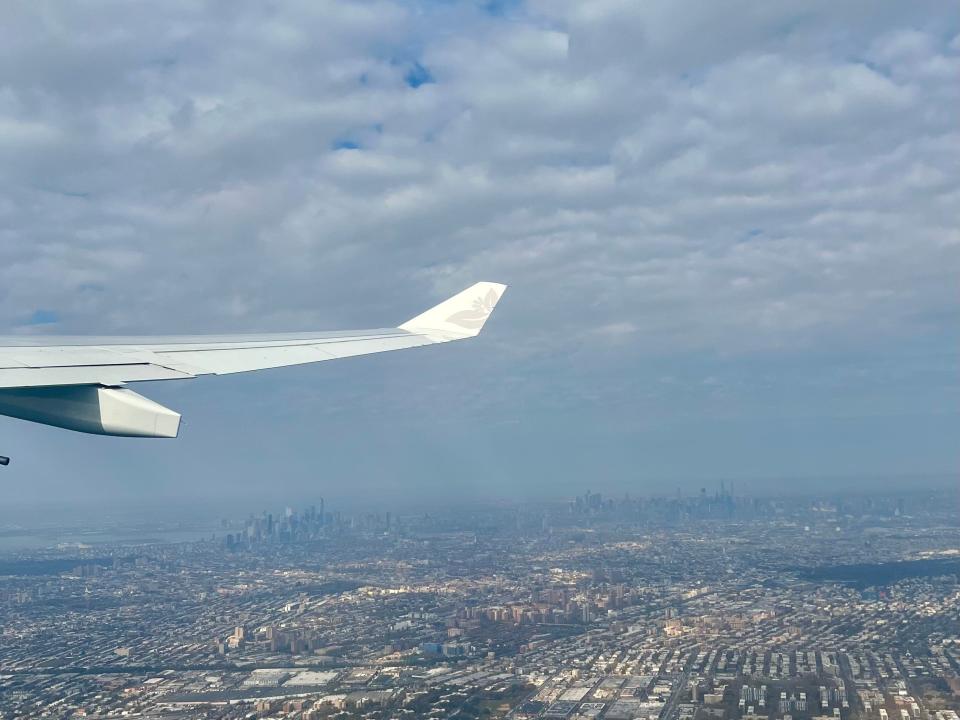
xmin=0 ymin=1 xmax=956 ymax=501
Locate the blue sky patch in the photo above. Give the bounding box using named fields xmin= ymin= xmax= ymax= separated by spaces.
xmin=28 ymin=310 xmax=59 ymax=325
xmin=405 ymin=62 xmax=434 ymax=88
xmin=332 ymin=139 xmax=361 ymax=150
xmin=482 ymin=0 xmax=520 ymax=16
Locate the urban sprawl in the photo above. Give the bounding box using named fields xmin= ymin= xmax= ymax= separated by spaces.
xmin=1 ymin=487 xmax=959 ymax=720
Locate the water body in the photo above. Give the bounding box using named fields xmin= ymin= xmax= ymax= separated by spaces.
xmin=0 ymin=525 xmax=218 ymax=553
xmin=0 ymin=556 xmax=121 ymax=576
xmin=802 ymin=558 xmax=960 ymax=588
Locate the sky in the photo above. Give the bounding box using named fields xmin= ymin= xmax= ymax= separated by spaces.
xmin=0 ymin=1 xmax=957 ymax=511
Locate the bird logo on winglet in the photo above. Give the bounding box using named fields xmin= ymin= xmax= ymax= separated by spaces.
xmin=444 ymin=287 xmax=501 ymax=330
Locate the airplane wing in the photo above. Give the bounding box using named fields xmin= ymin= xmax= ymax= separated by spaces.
xmin=0 ymin=282 xmax=506 ymax=441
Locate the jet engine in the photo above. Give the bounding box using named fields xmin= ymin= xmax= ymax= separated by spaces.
xmin=0 ymin=386 xmax=180 ymax=438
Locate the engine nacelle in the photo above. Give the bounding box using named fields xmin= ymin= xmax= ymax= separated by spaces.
xmin=0 ymin=386 xmax=180 ymax=438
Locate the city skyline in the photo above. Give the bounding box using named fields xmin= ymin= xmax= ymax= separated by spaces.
xmin=0 ymin=469 xmax=955 ymax=528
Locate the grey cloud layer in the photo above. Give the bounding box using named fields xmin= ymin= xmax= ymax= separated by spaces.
xmin=0 ymin=1 xmax=956 ymax=501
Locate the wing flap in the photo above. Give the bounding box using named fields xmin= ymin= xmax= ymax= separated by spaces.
xmin=0 ymin=364 xmax=194 ymax=389
xmin=151 ymin=332 xmax=434 ymax=375
xmin=301 ymin=334 xmax=432 ymax=360
xmin=0 ymin=347 xmax=152 ymax=369
xmin=156 ymin=344 xmax=337 ymax=375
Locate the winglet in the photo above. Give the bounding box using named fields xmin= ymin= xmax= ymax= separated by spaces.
xmin=399 ymin=282 xmax=507 ymax=341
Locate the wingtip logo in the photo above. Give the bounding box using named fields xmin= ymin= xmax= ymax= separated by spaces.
xmin=444 ymin=287 xmax=501 ymax=330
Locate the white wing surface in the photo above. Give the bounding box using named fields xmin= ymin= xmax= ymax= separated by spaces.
xmin=0 ymin=282 xmax=506 ymax=440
